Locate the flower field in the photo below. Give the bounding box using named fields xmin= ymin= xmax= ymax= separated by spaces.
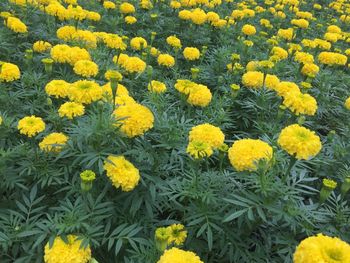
xmin=1 ymin=0 xmax=350 ymax=262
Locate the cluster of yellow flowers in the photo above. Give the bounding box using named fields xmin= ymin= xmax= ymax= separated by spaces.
xmin=51 ymin=44 xmax=91 ymax=66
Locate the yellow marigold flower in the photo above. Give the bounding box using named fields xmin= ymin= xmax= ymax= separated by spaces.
xmin=277 ymin=124 xmax=322 ymax=160
xmin=189 ymin=123 xmax=224 ymax=149
xmin=246 ymin=61 xmax=259 ymax=71
xmin=294 ymin=52 xmax=314 ymax=64
xmin=0 ymin=62 xmax=20 ymax=82
xmin=243 ymin=40 xmax=254 ymax=47
xmin=327 ymin=25 xmax=342 ymax=34
xmin=318 ymin=52 xmax=348 ymax=66
xmin=242 ymin=71 xmax=264 ymax=89
xmin=39 ymin=132 xmax=68 ymax=153
xmin=228 ymin=139 xmax=273 ymax=172
xmin=157 ymin=248 xmax=203 ymax=263
xmin=45 ymin=80 xmax=69 ymax=98
xmin=277 ymin=28 xmax=294 ymax=41
xmin=174 ymin=79 xmax=196 ymax=94
xmin=323 ymin=178 xmax=337 ymax=189
xmin=324 ymin=32 xmax=342 ymax=43
xmin=105 ymin=70 xmax=123 ymax=82
xmin=206 ymin=11 xmax=220 ymax=23
xmin=125 ymin=15 xmax=137 ymax=24
xmin=242 ymin=24 xmax=256 ymax=35
xmin=113 ymin=103 xmax=154 ymax=137
xmin=166 ymin=35 xmax=182 ymax=49
xmin=68 ymin=80 xmax=103 ymax=104
xmin=167 ymin=224 xmax=187 ymax=246
xmin=343 ymin=96 xmax=350 ymax=110
xmin=183 ymin=47 xmax=200 ymax=61
xmin=313 ymin=4 xmax=321 ymax=9
xmin=0 ymin=116 xmax=2 ymax=125
xmin=33 ymin=41 xmax=52 ymax=53
xmin=260 ymin=18 xmax=272 ymax=28
xmin=120 ymin=2 xmax=135 ymax=14
xmin=102 ymin=82 xmax=129 ymax=101
xmin=130 ymin=37 xmax=148 ymax=50
xmin=5 ymin=17 xmax=27 ymax=33
xmin=178 ymin=10 xmax=192 ymax=20
xmin=50 ymin=44 xmax=71 ymax=64
xmin=265 ymin=74 xmax=280 ymax=90
xmin=18 ymin=116 xmax=45 ymax=137
xmin=187 ymin=84 xmax=212 ymax=107
xmin=282 ymin=90 xmax=318 ymax=116
xmin=271 ymin=46 xmax=288 ymax=60
xmin=190 ymin=8 xmax=207 ymax=25
xmin=157 ymin=54 xmax=175 ymax=67
xmin=187 ymin=141 xmax=213 ymax=159
xmin=294 ymin=234 xmax=350 ymax=263
xmin=103 ymin=1 xmax=116 ymax=9
xmin=301 ymin=63 xmax=319 ymax=78
xmin=68 ymin=47 xmax=92 ymax=66
xmin=103 ymin=155 xmax=140 ymax=191
xmin=291 ymin=18 xmax=309 ymax=29
xmin=73 ymin=60 xmax=99 ymax=78
xmin=148 ymin=80 xmax=166 ymax=93
xmin=86 ymin=11 xmax=101 ymax=21
xmin=122 ymin=56 xmax=147 ymax=73
xmin=58 ymin=101 xmax=85 ymax=119
xmin=300 ymin=82 xmax=312 ymax=89
xmin=274 ymin=81 xmax=300 ymax=97
xmin=44 ymin=235 xmax=91 ymax=263
xmin=104 ymin=34 xmax=127 ymax=50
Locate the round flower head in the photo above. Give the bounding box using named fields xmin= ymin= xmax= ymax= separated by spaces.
xmin=18 ymin=116 xmax=45 ymax=137
xmin=148 ymin=80 xmax=167 ymax=93
xmin=183 ymin=47 xmax=200 ymax=61
xmin=73 ymin=60 xmax=99 ymax=78
xmin=44 ymin=235 xmax=91 ymax=263
xmin=282 ymin=90 xmax=318 ymax=116
xmin=157 ymin=247 xmax=203 ymax=263
xmin=293 ymin=234 xmax=350 ymax=263
xmin=242 ymin=24 xmax=256 ymax=35
xmin=120 ymin=2 xmax=135 ymax=14
xmin=345 ymin=97 xmax=350 ymax=110
xmin=0 ymin=62 xmax=20 ymax=82
xmin=124 ymin=14 xmax=137 ymax=23
xmin=45 ymin=80 xmax=70 ymax=98
xmin=157 ymin=54 xmax=175 ymax=67
xmin=122 ymin=56 xmax=147 ymax=73
xmin=166 ymin=35 xmax=182 ymax=49
xmin=58 ymin=102 xmax=85 ymax=119
xmin=5 ymin=17 xmax=27 ymax=33
xmin=130 ymin=37 xmax=148 ymax=50
xmin=113 ymin=102 xmax=154 ymax=138
xmin=242 ymin=71 xmax=264 ymax=89
xmin=167 ymin=224 xmax=187 ymax=246
xmin=189 ymin=123 xmax=225 ymax=149
xmin=301 ymin=63 xmax=319 ymax=78
xmin=187 ymin=141 xmax=213 ymax=159
xmin=174 ymin=79 xmax=196 ymax=95
xmin=186 ymin=84 xmax=212 ymax=107
xmin=68 ymin=80 xmax=103 ymax=104
xmin=190 ymin=8 xmax=207 ymax=25
xmin=228 ymin=139 xmax=273 ymax=172
xmin=103 ymin=1 xmax=116 ymax=9
xmin=277 ymin=124 xmax=322 ymax=160
xmin=33 ymin=41 xmax=52 ymax=53
xmin=39 ymin=132 xmax=68 ymax=153
xmin=274 ymin=81 xmax=300 ymax=97
xmin=103 ymin=155 xmax=140 ymax=191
